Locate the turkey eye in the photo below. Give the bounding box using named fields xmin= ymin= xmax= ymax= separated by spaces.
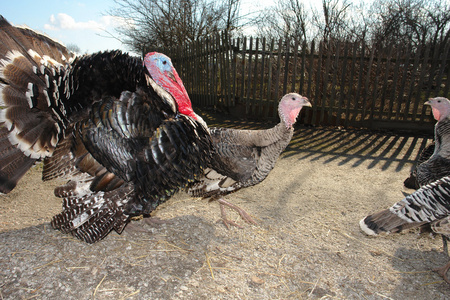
xmin=163 ymin=60 xmax=167 ymax=65
xmin=292 ymin=97 xmax=296 ymax=101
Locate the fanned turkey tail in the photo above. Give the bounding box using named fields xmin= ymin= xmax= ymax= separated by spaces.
xmin=51 ymin=184 xmax=135 ymax=243
xmin=360 ymin=176 xmax=450 ymax=236
xmin=0 ymin=15 xmax=74 ymax=193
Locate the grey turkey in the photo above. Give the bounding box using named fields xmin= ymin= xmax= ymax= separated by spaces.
xmin=0 ymin=16 xmax=212 ymax=243
xmin=360 ymin=176 xmax=450 ymax=283
xmin=413 ymin=97 xmax=450 ymax=187
xmin=146 ymin=56 xmax=313 ymax=227
xmin=187 ymin=93 xmax=311 ymax=227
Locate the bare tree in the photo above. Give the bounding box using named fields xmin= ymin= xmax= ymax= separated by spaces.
xmin=311 ymin=0 xmax=352 ymax=43
xmin=368 ymin=0 xmax=450 ymax=51
xmin=257 ymin=0 xmax=311 ymax=41
xmin=109 ymin=0 xmax=244 ymax=54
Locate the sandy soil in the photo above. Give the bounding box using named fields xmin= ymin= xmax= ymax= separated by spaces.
xmin=1 ymin=112 xmax=449 ymax=299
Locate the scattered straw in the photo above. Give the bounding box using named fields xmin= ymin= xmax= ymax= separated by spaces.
xmin=375 ymin=292 xmax=395 ymax=299
xmin=205 ymin=252 xmax=215 ymax=280
xmin=120 ymin=290 xmax=140 ymax=300
xmin=33 ymin=259 xmax=61 ymax=270
xmin=421 ymin=280 xmax=445 ymax=286
xmin=308 ymin=264 xmax=323 ymax=297
xmin=11 ymin=250 xmax=35 ymax=256
xmin=92 ymin=275 xmax=107 ymax=299
xmin=157 ymin=240 xmax=191 ymax=253
xmin=214 ymin=247 xmax=243 ymax=261
xmin=278 ymin=254 xmax=286 ymax=269
xmin=66 ymin=266 xmax=89 ymax=270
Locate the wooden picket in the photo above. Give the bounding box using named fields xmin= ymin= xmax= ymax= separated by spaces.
xmin=163 ymin=34 xmax=450 ymax=132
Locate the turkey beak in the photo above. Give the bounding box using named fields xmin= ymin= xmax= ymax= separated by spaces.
xmin=303 ymin=97 xmax=312 ymax=107
xmin=424 ymin=99 xmax=432 ymax=106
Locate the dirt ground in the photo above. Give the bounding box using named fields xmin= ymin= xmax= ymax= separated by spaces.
xmin=1 ymin=111 xmax=450 ymax=299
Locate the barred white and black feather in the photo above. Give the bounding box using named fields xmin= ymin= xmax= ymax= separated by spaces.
xmin=360 ymin=176 xmax=450 ymax=236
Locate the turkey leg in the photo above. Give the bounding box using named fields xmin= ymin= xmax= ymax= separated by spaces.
xmin=217 ymin=198 xmax=257 ymax=229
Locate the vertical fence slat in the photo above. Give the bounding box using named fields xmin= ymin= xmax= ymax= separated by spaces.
xmin=224 ymin=34 xmax=232 ymax=107
xmin=231 ymin=38 xmax=238 ymax=106
xmin=300 ymin=40 xmax=307 ymax=95
xmin=239 ymin=37 xmax=247 ymax=107
xmin=329 ymin=42 xmax=341 ymax=126
xmin=344 ymin=42 xmax=358 ymax=127
xmin=320 ymin=42 xmax=332 ymax=124
xmin=378 ymin=45 xmax=394 ymax=120
xmin=251 ymin=37 xmax=259 ymax=115
xmin=404 ymin=44 xmax=422 ymax=120
xmin=336 ymin=42 xmax=349 ymax=126
xmin=282 ymin=39 xmax=290 ymax=95
xmin=361 ymin=46 xmax=376 ymax=124
xmin=273 ymin=38 xmax=283 ymax=118
xmin=368 ymin=47 xmax=384 ymax=125
xmin=306 ymin=41 xmax=316 ymax=124
xmin=245 ymin=37 xmax=253 ymax=114
xmin=386 ymin=47 xmax=403 ymax=121
xmin=258 ymin=37 xmax=266 ymax=116
xmin=416 ymin=44 xmax=432 ymax=122
xmin=395 ymin=44 xmax=412 ymax=120
xmin=291 ymin=39 xmax=299 ymax=93
xmin=264 ymin=39 xmax=275 ymax=118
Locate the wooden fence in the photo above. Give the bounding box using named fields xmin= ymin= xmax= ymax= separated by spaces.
xmin=162 ymin=34 xmax=450 ymax=132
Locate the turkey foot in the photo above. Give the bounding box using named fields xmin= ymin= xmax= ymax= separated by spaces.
xmin=217 ymin=198 xmax=257 ymax=229
xmin=434 ymin=261 xmax=450 ymax=284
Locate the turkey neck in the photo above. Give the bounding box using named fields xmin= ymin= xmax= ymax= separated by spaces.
xmin=249 ymin=122 xmax=294 ymax=184
xmin=434 ymin=117 xmax=450 ymax=157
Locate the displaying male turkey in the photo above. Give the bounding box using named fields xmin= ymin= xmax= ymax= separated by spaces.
xmin=144 ymin=55 xmax=312 ymax=227
xmin=413 ymin=97 xmax=450 ymax=187
xmin=0 ymin=16 xmax=212 ymax=243
xmin=360 ymin=176 xmax=450 ymax=283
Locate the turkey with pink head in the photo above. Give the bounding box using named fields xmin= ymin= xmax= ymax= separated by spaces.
xmin=187 ymin=93 xmax=311 ymax=227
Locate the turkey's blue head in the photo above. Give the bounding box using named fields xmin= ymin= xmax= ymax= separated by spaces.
xmin=144 ymin=52 xmax=198 ymax=121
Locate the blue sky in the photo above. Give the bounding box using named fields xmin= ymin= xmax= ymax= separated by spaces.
xmin=2 ymin=0 xmax=276 ymax=55
xmin=2 ymin=0 xmax=128 ymax=54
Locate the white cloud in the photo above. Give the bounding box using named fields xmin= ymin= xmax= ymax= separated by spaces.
xmin=44 ymin=13 xmax=126 ymax=32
